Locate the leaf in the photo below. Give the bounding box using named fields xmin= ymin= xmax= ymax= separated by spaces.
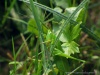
xmin=53 ymin=48 xmax=85 ymax=62
xmin=53 ymin=7 xmax=63 ymax=22
xmin=64 ymin=7 xmax=85 ymax=22
xmin=9 ymin=61 xmax=19 ymax=65
xmin=61 ymin=41 xmax=79 ymax=56
xmin=59 ymin=24 xmax=71 ymax=42
xmin=54 ymin=7 xmax=63 ymax=13
xmin=53 ymin=48 xmax=70 ymax=58
xmin=60 ymin=21 xmax=81 ymax=42
xmin=71 ymin=22 xmax=81 ymax=40
xmin=45 ymin=30 xmax=56 ymax=45
xmin=54 ymin=0 xmax=71 ymax=8
xmin=54 ymin=56 xmax=70 ymax=73
xmin=64 ymin=7 xmax=76 ymax=15
xmin=27 ymin=19 xmax=39 ymax=35
xmin=76 ymin=8 xmax=86 ymax=22
xmin=43 ymin=67 xmax=59 ymax=75
xmin=48 ymin=68 xmax=59 ymax=75
xmin=52 ymin=7 xmax=63 ymax=35
xmin=27 ymin=19 xmax=48 ymax=36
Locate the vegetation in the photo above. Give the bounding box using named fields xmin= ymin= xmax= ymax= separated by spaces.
xmin=0 ymin=0 xmax=100 ymax=75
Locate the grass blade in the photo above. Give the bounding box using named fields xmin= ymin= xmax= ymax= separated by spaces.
xmin=67 ymin=63 xmax=85 ymax=75
xmin=11 ymin=38 xmax=17 ymax=75
xmin=1 ymin=0 xmax=16 ymax=27
xmin=29 ymin=0 xmax=47 ymax=74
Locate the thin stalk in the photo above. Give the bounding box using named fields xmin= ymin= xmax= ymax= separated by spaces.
xmin=73 ymin=0 xmax=76 ymax=6
xmin=50 ymin=0 xmax=53 ymax=8
xmin=29 ymin=0 xmax=47 ymax=73
xmin=8 ymin=17 xmax=27 ymax=25
xmin=16 ymin=34 xmax=32 ymax=59
xmin=29 ymin=0 xmax=44 ymax=40
xmin=34 ymin=40 xmax=39 ymax=74
xmin=20 ymin=33 xmax=31 ymax=57
xmin=68 ymin=62 xmax=85 ymax=75
xmin=1 ymin=0 xmax=16 ymax=27
xmin=5 ymin=0 xmax=7 ymax=9
xmin=11 ymin=38 xmax=17 ymax=75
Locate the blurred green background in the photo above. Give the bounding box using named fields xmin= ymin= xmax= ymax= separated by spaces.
xmin=0 ymin=0 xmax=100 ymax=75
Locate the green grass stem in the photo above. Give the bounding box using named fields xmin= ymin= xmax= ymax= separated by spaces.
xmin=11 ymin=38 xmax=17 ymax=75
xmin=1 ymin=0 xmax=16 ymax=27
xmin=29 ymin=0 xmax=47 ymax=74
